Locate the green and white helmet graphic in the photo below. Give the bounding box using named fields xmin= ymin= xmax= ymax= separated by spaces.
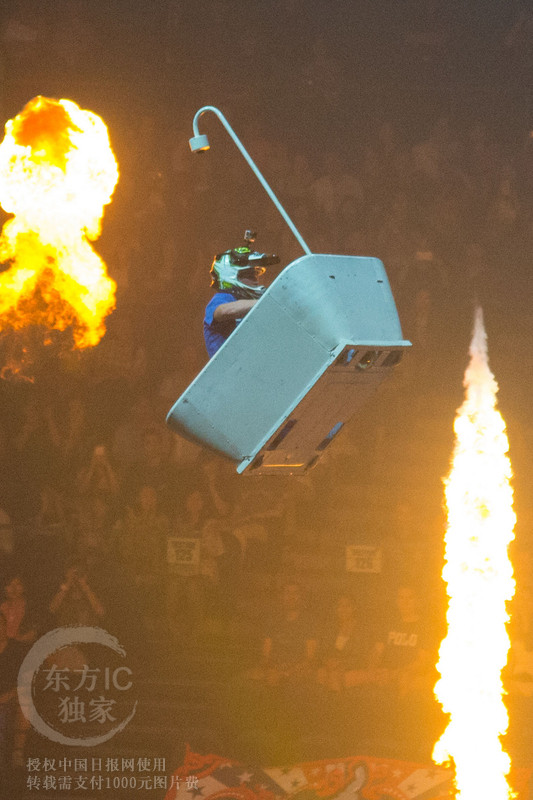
xmin=210 ymin=246 xmax=279 ymax=299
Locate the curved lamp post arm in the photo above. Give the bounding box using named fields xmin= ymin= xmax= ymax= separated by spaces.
xmin=190 ymin=105 xmax=312 ymax=256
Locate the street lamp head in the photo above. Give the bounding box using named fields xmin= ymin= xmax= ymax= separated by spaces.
xmin=189 ymin=134 xmax=210 ymax=153
xmin=188 ymin=105 xmax=312 ymax=255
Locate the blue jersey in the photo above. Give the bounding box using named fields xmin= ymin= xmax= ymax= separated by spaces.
xmin=204 ymin=292 xmax=241 ymax=357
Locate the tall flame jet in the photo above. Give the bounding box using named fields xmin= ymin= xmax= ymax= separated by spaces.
xmin=433 ymin=308 xmax=516 ymax=800
xmin=0 ymin=96 xmax=118 ymax=348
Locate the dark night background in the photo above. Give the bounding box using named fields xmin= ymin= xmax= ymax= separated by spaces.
xmin=0 ymin=0 xmax=532 ymax=796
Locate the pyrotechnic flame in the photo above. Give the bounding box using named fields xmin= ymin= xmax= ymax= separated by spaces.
xmin=0 ymin=95 xmax=118 ymax=349
xmin=433 ymin=307 xmax=516 ymax=800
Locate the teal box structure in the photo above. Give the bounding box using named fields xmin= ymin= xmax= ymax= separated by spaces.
xmin=166 ymin=254 xmax=411 ymax=474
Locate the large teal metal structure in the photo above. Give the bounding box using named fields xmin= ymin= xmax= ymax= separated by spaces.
xmin=167 ymin=105 xmax=410 ymax=474
xmin=166 ymin=252 xmax=411 ymax=475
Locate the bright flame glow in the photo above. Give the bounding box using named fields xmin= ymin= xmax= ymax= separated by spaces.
xmin=0 ymin=96 xmax=118 ymax=348
xmin=433 ymin=307 xmax=516 ymax=800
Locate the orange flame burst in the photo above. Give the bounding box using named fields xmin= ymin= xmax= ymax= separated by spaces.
xmin=0 ymin=96 xmax=119 ymax=348
xmin=433 ymin=308 xmax=516 ymax=800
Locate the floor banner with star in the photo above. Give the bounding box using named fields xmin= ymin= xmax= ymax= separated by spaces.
xmin=164 ymin=747 xmax=532 ymax=800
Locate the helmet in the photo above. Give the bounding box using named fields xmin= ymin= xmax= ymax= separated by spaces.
xmin=210 ymin=246 xmax=280 ymax=299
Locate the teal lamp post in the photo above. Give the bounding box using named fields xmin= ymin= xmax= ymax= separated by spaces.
xmin=189 ymin=105 xmax=312 ymax=256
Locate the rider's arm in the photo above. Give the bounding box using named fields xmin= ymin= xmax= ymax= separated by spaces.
xmin=213 ymin=298 xmax=257 ymax=323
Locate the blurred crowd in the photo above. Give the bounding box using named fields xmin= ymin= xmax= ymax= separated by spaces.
xmin=1 ymin=100 xmax=533 ymax=771
xmin=1 ymin=98 xmax=532 ymax=601
xmin=1 ymin=0 xmax=533 ymax=778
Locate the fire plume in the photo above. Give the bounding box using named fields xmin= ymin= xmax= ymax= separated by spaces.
xmin=0 ymin=96 xmax=118 ymax=349
xmin=433 ymin=308 xmax=516 ymax=799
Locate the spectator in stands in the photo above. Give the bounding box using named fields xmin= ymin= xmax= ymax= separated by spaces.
xmin=0 ymin=580 xmax=34 ymax=772
xmin=33 ymin=483 xmax=69 ymax=543
xmin=125 ymin=426 xmax=177 ymax=516
xmin=76 ymin=443 xmax=121 ymax=511
xmin=235 ymin=580 xmax=319 ymax=761
xmin=306 ymin=593 xmax=377 ymax=754
xmin=463 ymin=123 xmax=500 ymax=198
xmin=198 ymin=517 xmax=225 ymax=585
xmin=115 ymin=484 xmax=169 ymax=590
xmin=201 ymin=456 xmax=237 ymax=519
xmin=252 ymin=581 xmax=317 ymax=685
xmin=411 ymin=116 xmax=460 ymax=186
xmin=176 ymin=488 xmax=211 ymax=538
xmin=0 ymin=576 xmax=36 ymax=643
xmin=0 ymin=423 xmax=20 ymax=525
xmin=235 ymin=473 xmax=288 ymax=572
xmin=317 ymin=595 xmax=369 ymax=692
xmin=47 ymin=395 xmax=91 ymax=490
xmin=76 ymin=493 xmax=118 ymax=556
xmin=485 ymin=165 xmax=521 ymax=244
xmin=13 ymin=394 xmax=61 ymax=503
xmin=112 ymin=484 xmax=171 ymax=636
xmin=49 ymin=562 xmax=105 ymax=626
xmin=196 ymin=518 xmax=242 ymax=623
xmin=349 ymin=583 xmax=440 ymax=758
xmin=111 ymin=395 xmax=156 ymax=468
xmin=167 ymin=515 xmax=242 ymax=634
xmin=0 ymin=612 xmax=27 ymax=778
xmin=0 ymin=506 xmax=13 ymax=563
xmin=367 ymin=584 xmax=435 ymax=696
xmin=166 ymin=486 xmax=217 ymax=632
xmin=310 ymin=153 xmax=364 ymax=250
